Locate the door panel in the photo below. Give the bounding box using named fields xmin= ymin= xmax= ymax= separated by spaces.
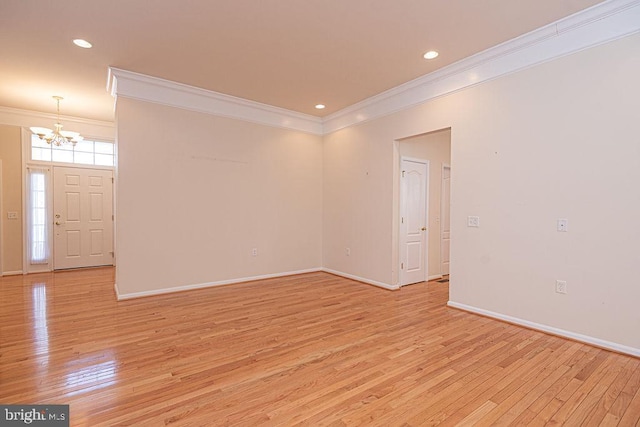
xmin=90 ymin=230 xmax=104 ymax=255
xmin=406 ymin=242 xmax=423 ymax=273
xmin=66 ymin=231 xmax=81 ymax=257
xmin=90 ymin=193 xmax=104 ymax=220
xmin=53 ymin=167 xmax=113 ymax=270
xmin=66 ymin=192 xmax=80 ymax=220
xmin=400 ymin=159 xmax=428 ymax=286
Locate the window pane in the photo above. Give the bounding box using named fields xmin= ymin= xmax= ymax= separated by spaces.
xmin=54 ymin=143 xmax=74 ymax=152
xmin=33 ymin=174 xmax=45 ymax=191
xmin=34 ymin=191 xmax=45 ymax=208
xmin=29 ymin=170 xmax=49 ymax=264
xmin=32 ymin=135 xmax=51 ymax=148
xmin=32 ymin=147 xmax=52 ymax=161
xmin=95 ymin=154 xmax=114 ymax=166
xmin=34 ymin=209 xmax=45 ymax=225
xmin=31 ymin=147 xmax=43 ymax=161
xmin=74 ymin=151 xmax=94 ymax=165
xmin=74 ymin=140 xmax=94 ymax=153
xmin=94 ymin=141 xmax=114 ymax=154
xmin=52 ymin=149 xmax=73 ymax=163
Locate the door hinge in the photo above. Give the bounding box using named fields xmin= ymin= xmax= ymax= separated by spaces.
xmin=111 ymin=177 xmax=114 ymax=183
xmin=401 ymin=263 xmax=404 ymax=269
xmin=401 ymin=217 xmax=404 ymax=224
xmin=112 ymin=214 xmax=114 ymax=220
xmin=402 ymin=170 xmax=405 ymax=178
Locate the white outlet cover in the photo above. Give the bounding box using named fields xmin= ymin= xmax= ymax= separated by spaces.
xmin=556 ymin=280 xmax=567 ymax=294
xmin=557 ymin=219 xmax=568 ymax=232
xmin=467 ymin=216 xmax=480 ymax=227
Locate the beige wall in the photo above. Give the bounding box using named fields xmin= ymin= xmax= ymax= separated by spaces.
xmin=322 ymin=124 xmax=393 ymax=282
xmin=323 ymin=33 xmax=640 ymax=350
xmin=399 ymin=129 xmax=451 ymax=279
xmin=115 ymin=98 xmax=323 ymax=296
xmin=0 ymin=125 xmax=23 ymax=274
xmin=113 ymin=32 xmax=640 ymax=350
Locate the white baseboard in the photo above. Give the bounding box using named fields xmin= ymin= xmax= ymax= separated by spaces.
xmin=115 ymin=268 xmax=323 ymax=300
xmin=2 ymin=270 xmax=23 ymax=276
xmin=322 ymin=268 xmax=399 ymax=290
xmin=447 ymin=301 xmax=640 ymax=358
xmin=428 ymin=274 xmax=443 ymax=281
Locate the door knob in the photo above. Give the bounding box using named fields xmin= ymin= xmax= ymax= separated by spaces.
xmin=421 ymin=227 xmax=427 ymax=231
xmin=55 ymin=221 xmax=62 ymax=225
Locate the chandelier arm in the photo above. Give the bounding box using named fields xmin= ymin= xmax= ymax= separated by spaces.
xmin=31 ymin=96 xmax=82 ymax=147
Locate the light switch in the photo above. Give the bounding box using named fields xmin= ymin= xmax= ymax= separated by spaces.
xmin=7 ymin=212 xmax=18 ymax=220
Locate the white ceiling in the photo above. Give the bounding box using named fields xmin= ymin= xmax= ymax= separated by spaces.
xmin=0 ymin=0 xmax=604 ymax=122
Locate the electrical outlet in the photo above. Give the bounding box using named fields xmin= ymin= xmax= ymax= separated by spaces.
xmin=557 ymin=219 xmax=568 ymax=232
xmin=556 ymin=280 xmax=567 ymax=294
xmin=251 ymin=248 xmax=258 ymax=257
xmin=7 ymin=212 xmax=18 ymax=220
xmin=467 ymin=216 xmax=480 ymax=227
xmin=346 ymin=248 xmax=351 ymax=256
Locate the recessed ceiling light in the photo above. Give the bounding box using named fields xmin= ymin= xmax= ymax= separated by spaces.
xmin=423 ymin=50 xmax=439 ymax=60
xmin=73 ymin=39 xmax=92 ymax=49
xmin=315 ymin=104 xmax=326 ymax=110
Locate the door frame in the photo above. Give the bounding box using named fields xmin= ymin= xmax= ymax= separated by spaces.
xmin=52 ymin=165 xmax=114 ymax=270
xmin=399 ymin=156 xmax=429 ymax=286
xmin=22 ymin=161 xmax=115 ymax=273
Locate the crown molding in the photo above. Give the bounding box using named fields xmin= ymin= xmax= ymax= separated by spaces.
xmin=108 ymin=67 xmax=324 ymax=135
xmin=322 ymin=0 xmax=640 ymax=134
xmin=0 ymin=105 xmax=116 ymax=140
xmin=105 ymin=0 xmax=640 ymax=137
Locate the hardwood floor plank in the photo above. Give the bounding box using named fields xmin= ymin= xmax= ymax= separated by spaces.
xmin=618 ymin=385 xmax=640 ymax=427
xmin=603 ymin=360 xmax=640 ymax=424
xmin=1 ymin=268 xmax=638 ymax=426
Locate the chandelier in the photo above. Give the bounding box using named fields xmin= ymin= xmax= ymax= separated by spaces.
xmin=30 ymin=96 xmax=83 ymax=147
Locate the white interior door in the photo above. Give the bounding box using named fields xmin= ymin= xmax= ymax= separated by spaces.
xmin=441 ymin=165 xmax=451 ymax=275
xmin=53 ymin=166 xmax=113 ymax=270
xmin=400 ymin=158 xmax=428 ymax=286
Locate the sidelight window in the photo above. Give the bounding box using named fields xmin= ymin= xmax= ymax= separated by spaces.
xmin=26 ymin=167 xmax=50 ymax=265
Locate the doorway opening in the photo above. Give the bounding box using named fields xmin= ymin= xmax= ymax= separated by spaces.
xmin=25 ymin=165 xmax=114 ymax=272
xmin=395 ymin=128 xmax=451 ymax=287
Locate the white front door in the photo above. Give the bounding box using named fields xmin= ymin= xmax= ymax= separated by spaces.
xmin=400 ymin=158 xmax=428 ymax=286
xmin=441 ymin=165 xmax=451 ymax=275
xmin=53 ymin=166 xmax=113 ymax=270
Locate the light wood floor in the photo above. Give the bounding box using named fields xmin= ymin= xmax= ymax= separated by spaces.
xmin=1 ymin=268 xmax=639 ymax=426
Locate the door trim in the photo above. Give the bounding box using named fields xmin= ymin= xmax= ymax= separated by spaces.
xmin=441 ymin=163 xmax=451 ymax=276
xmin=399 ymin=156 xmax=429 ymax=286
